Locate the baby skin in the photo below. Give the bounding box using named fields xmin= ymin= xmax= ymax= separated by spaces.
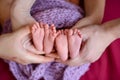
xmin=31 ymin=23 xmax=82 ymax=61
xmin=31 ymin=22 xmax=44 ymax=52
xmin=44 ymin=24 xmax=59 ymax=54
xmin=32 ymin=23 xmax=58 ymax=53
xmin=55 ymin=29 xmax=82 ymax=61
xmin=55 ymin=30 xmax=68 ymax=61
xmin=67 ymin=29 xmax=82 ymax=59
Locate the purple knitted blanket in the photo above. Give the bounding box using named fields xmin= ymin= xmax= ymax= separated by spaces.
xmin=3 ymin=0 xmax=90 ymax=80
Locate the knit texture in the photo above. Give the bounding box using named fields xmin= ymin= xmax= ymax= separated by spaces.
xmin=2 ymin=0 xmax=90 ymax=80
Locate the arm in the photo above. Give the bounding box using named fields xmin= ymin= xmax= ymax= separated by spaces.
xmin=102 ymin=18 xmax=120 ymax=39
xmin=10 ymin=0 xmax=36 ymax=30
xmin=0 ymin=0 xmax=13 ymax=26
xmin=0 ymin=0 xmax=35 ymax=30
xmin=84 ymin=0 xmax=105 ymax=23
xmin=62 ymin=18 xmax=120 ymax=66
xmin=73 ymin=0 xmax=105 ymax=28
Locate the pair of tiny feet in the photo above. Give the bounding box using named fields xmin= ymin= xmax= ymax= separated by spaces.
xmin=31 ymin=22 xmax=82 ymax=61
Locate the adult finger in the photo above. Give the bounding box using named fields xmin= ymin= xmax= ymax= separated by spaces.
xmin=13 ymin=25 xmax=45 ymax=54
xmin=55 ymin=54 xmax=87 ymax=66
xmin=23 ymin=37 xmax=45 ymax=54
xmin=24 ymin=51 xmax=55 ymax=64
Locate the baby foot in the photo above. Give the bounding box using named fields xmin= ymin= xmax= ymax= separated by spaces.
xmin=55 ymin=30 xmax=68 ymax=61
xmin=67 ymin=29 xmax=82 ymax=59
xmin=31 ymin=22 xmax=44 ymax=52
xmin=43 ymin=24 xmax=58 ymax=54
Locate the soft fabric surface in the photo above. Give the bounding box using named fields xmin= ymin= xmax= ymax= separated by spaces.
xmin=2 ymin=0 xmax=90 ymax=80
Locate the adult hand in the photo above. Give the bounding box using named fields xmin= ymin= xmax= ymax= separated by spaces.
xmin=0 ymin=25 xmax=54 ymax=65
xmin=58 ymin=25 xmax=116 ymax=66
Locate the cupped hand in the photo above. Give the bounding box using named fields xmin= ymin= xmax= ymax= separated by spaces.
xmin=0 ymin=25 xmax=54 ymax=65
xmin=57 ymin=25 xmax=116 ymax=66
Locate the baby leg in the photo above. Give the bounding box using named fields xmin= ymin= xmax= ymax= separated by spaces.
xmin=55 ymin=30 xmax=68 ymax=61
xmin=67 ymin=29 xmax=82 ymax=59
xmin=31 ymin=22 xmax=44 ymax=52
xmin=44 ymin=24 xmax=58 ymax=54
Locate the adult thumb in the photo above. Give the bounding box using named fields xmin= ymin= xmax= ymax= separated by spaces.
xmin=14 ymin=25 xmax=32 ymax=39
